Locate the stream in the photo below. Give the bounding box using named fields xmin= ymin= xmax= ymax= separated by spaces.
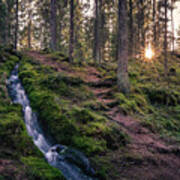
xmin=7 ymin=64 xmax=96 ymax=180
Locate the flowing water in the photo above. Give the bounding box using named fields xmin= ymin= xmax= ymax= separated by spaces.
xmin=7 ymin=64 xmax=96 ymax=180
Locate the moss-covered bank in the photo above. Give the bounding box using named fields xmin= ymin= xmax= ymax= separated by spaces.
xmin=18 ymin=54 xmax=129 ymax=179
xmin=0 ymin=47 xmax=65 ymax=180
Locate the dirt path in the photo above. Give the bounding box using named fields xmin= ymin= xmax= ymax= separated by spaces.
xmin=25 ymin=51 xmax=180 ymax=180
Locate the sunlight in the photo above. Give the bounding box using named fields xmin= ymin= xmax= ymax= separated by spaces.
xmin=145 ymin=44 xmax=154 ymax=60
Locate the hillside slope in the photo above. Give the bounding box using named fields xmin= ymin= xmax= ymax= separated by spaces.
xmin=24 ymin=51 xmax=180 ymax=180
xmin=1 ymin=48 xmax=180 ymax=179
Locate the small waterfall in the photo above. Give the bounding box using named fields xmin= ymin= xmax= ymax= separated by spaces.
xmin=7 ymin=64 xmax=96 ymax=180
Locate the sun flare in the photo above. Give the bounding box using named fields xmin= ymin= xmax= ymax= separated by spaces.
xmin=145 ymin=44 xmax=154 ymax=60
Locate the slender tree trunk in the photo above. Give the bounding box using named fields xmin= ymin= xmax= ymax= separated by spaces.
xmin=171 ymin=0 xmax=175 ymax=52
xmin=93 ymin=0 xmax=100 ymax=64
xmin=156 ymin=2 xmax=161 ymax=48
xmin=129 ymin=0 xmax=133 ymax=57
xmin=69 ymin=0 xmax=74 ymax=63
xmin=140 ymin=0 xmax=145 ymax=47
xmin=27 ymin=0 xmax=32 ymax=49
xmin=50 ymin=0 xmax=57 ymax=51
xmin=137 ymin=2 xmax=141 ymax=54
xmin=99 ymin=0 xmax=104 ymax=63
xmin=5 ymin=4 xmax=11 ymax=45
xmin=14 ymin=0 xmax=19 ymax=49
xmin=117 ymin=0 xmax=130 ymax=94
xmin=164 ymin=0 xmax=168 ymax=77
xmin=153 ymin=0 xmax=157 ymax=47
xmin=28 ymin=19 xmax=32 ymax=49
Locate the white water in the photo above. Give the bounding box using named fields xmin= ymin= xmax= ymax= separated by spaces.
xmin=7 ymin=65 xmax=96 ymax=180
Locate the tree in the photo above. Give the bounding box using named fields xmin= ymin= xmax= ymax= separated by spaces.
xmin=50 ymin=0 xmax=57 ymax=51
xmin=0 ymin=0 xmax=6 ymax=45
xmin=28 ymin=0 xmax=32 ymax=49
xmin=117 ymin=0 xmax=130 ymax=93
xmin=153 ymin=0 xmax=157 ymax=47
xmin=164 ymin=0 xmax=168 ymax=77
xmin=14 ymin=0 xmax=19 ymax=49
xmin=170 ymin=0 xmax=175 ymax=52
xmin=128 ymin=0 xmax=134 ymax=57
xmin=93 ymin=0 xmax=100 ymax=63
xmin=69 ymin=0 xmax=74 ymax=63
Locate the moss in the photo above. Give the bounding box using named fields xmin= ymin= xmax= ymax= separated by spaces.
xmin=48 ymin=51 xmax=69 ymax=62
xmin=83 ymin=100 xmax=108 ymax=111
xmin=18 ymin=56 xmax=127 ymax=161
xmin=0 ymin=50 xmax=66 ymax=179
xmin=102 ymin=125 xmax=130 ymax=150
xmin=69 ymin=106 xmax=106 ymax=124
xmin=114 ymin=93 xmax=149 ymax=115
xmin=0 ymin=103 xmax=41 ymax=158
xmin=72 ymin=136 xmax=107 ymax=155
xmin=0 ymin=176 xmax=5 ymax=180
xmin=21 ymin=156 xmax=65 ymax=180
xmin=141 ymin=85 xmax=180 ymax=106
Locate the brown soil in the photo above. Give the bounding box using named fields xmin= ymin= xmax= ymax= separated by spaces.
xmin=0 ymin=159 xmax=27 ymax=180
xmin=24 ymin=51 xmax=180 ymax=180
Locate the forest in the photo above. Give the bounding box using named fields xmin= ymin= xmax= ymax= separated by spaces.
xmin=1 ymin=0 xmax=180 ymax=179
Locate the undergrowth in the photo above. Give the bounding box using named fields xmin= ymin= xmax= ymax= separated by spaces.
xmin=0 ymin=47 xmax=64 ymax=180
xmin=103 ymin=54 xmax=180 ymax=140
xmin=18 ymin=53 xmax=129 ymax=179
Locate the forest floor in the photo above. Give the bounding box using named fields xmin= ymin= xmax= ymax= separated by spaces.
xmin=25 ymin=51 xmax=180 ymax=180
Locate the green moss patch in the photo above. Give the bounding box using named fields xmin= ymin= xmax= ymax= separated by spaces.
xmin=21 ymin=156 xmax=65 ymax=180
xmin=0 ymin=48 xmax=65 ymax=179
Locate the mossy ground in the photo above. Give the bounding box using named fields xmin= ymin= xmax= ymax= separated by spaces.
xmin=100 ymin=54 xmax=180 ymax=140
xmin=21 ymin=50 xmax=180 ymax=179
xmin=2 ymin=48 xmax=180 ymax=179
xmin=0 ymin=47 xmax=64 ymax=180
xmin=18 ymin=52 xmax=129 ymax=179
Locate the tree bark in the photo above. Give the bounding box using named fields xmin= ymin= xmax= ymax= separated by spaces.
xmin=69 ymin=0 xmax=74 ymax=63
xmin=28 ymin=0 xmax=32 ymax=49
xmin=14 ymin=0 xmax=19 ymax=50
xmin=93 ymin=0 xmax=100 ymax=64
xmin=50 ymin=0 xmax=57 ymax=51
xmin=171 ymin=0 xmax=175 ymax=52
xmin=128 ymin=0 xmax=133 ymax=57
xmin=164 ymin=0 xmax=168 ymax=77
xmin=99 ymin=0 xmax=103 ymax=63
xmin=28 ymin=19 xmax=32 ymax=49
xmin=140 ymin=0 xmax=145 ymax=47
xmin=117 ymin=0 xmax=130 ymax=94
xmin=153 ymin=0 xmax=157 ymax=47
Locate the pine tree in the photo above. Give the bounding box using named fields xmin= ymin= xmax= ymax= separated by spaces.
xmin=69 ymin=0 xmax=74 ymax=63
xmin=50 ymin=0 xmax=57 ymax=51
xmin=164 ymin=0 xmax=168 ymax=77
xmin=128 ymin=0 xmax=134 ymax=57
xmin=14 ymin=0 xmax=19 ymax=49
xmin=117 ymin=0 xmax=130 ymax=93
xmin=93 ymin=0 xmax=100 ymax=64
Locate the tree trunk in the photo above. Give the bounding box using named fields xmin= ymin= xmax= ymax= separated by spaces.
xmin=99 ymin=0 xmax=103 ymax=63
xmin=14 ymin=0 xmax=19 ymax=50
xmin=69 ymin=0 xmax=74 ymax=63
xmin=50 ymin=0 xmax=57 ymax=51
xmin=140 ymin=0 xmax=145 ymax=47
xmin=93 ymin=0 xmax=100 ymax=64
xmin=28 ymin=19 xmax=32 ymax=49
xmin=171 ymin=0 xmax=175 ymax=52
xmin=164 ymin=0 xmax=168 ymax=77
xmin=27 ymin=0 xmax=32 ymax=49
xmin=153 ymin=0 xmax=157 ymax=47
xmin=117 ymin=0 xmax=130 ymax=94
xmin=128 ymin=0 xmax=133 ymax=57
